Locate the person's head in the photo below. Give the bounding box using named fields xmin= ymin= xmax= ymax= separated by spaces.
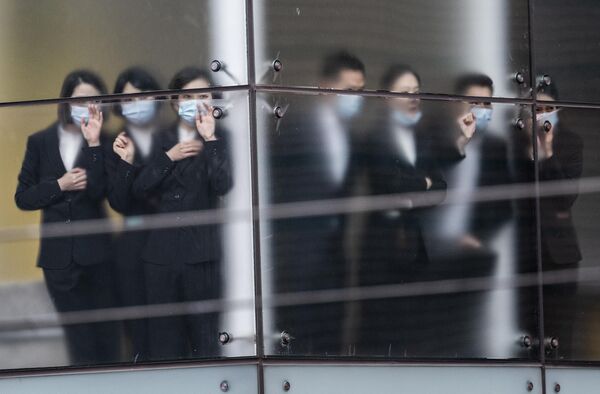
xmin=536 ymin=79 xmax=560 ymax=128
xmin=169 ymin=67 xmax=216 ymax=125
xmin=320 ymin=50 xmax=366 ymax=90
xmin=113 ymin=67 xmax=161 ymax=126
xmin=381 ymin=65 xmax=422 ymax=127
xmin=455 ymin=73 xmax=494 ymax=131
xmin=58 ymin=70 xmax=107 ymax=127
xmin=320 ymin=51 xmax=366 ymax=120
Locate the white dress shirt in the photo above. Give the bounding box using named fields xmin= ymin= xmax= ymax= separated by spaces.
xmin=318 ymin=106 xmax=350 ymax=187
xmin=58 ymin=125 xmax=84 ymax=171
xmin=393 ymin=123 xmax=417 ymax=166
xmin=178 ymin=125 xmax=197 ymax=143
xmin=128 ymin=125 xmax=155 ymax=159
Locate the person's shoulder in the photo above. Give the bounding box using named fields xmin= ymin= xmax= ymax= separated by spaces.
xmin=28 ymin=123 xmax=58 ymax=144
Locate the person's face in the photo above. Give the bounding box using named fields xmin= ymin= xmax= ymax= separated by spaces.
xmin=326 ymin=69 xmax=365 ymax=91
xmin=389 ymin=73 xmax=420 ymax=114
xmin=72 ymin=82 xmax=101 ymax=99
xmin=175 ymin=78 xmax=213 ymax=113
xmin=462 ymin=85 xmax=492 ymax=113
xmin=536 ymin=92 xmax=557 ymax=115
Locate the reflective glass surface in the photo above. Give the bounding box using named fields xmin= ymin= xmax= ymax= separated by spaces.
xmin=258 ymin=91 xmax=538 ymax=359
xmin=254 ymin=0 xmax=530 ymax=98
xmin=0 ymin=89 xmax=255 ymax=369
xmin=0 ymin=0 xmax=247 ymax=103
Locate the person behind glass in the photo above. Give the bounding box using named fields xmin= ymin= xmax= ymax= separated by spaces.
xmin=107 ymin=67 xmax=162 ymax=362
xmin=516 ymin=82 xmax=582 ymax=358
xmin=357 ymin=65 xmax=446 ymax=356
xmin=132 ymin=67 xmax=232 ymax=360
xmin=421 ymin=73 xmax=512 ymax=356
xmin=269 ymin=51 xmax=365 ymax=355
xmin=14 ymin=70 xmax=118 ymax=365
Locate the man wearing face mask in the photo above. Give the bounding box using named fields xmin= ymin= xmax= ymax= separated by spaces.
xmin=358 ymin=65 xmax=446 ymax=356
xmin=268 ymin=51 xmax=365 ymax=355
xmin=421 ymin=73 xmax=512 ymax=356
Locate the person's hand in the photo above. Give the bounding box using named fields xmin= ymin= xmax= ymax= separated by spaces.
xmin=166 ymin=140 xmax=203 ymax=162
xmin=57 ymin=167 xmax=87 ymax=191
xmin=537 ymin=123 xmax=554 ymax=160
xmin=458 ymin=112 xmax=477 ymax=140
xmin=459 ymin=234 xmax=483 ymax=249
xmin=81 ymin=104 xmax=103 ymax=147
xmin=113 ymin=132 xmax=135 ymax=164
xmin=195 ymin=102 xmax=217 ymax=141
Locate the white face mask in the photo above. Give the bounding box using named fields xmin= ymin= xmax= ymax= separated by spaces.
xmin=536 ymin=110 xmax=559 ymax=129
xmin=121 ymin=100 xmax=157 ymax=125
xmin=70 ymin=105 xmax=89 ymax=127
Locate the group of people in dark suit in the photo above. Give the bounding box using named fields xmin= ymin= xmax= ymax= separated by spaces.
xmin=15 ymin=67 xmax=232 ymax=365
xmin=268 ymin=51 xmax=583 ymax=358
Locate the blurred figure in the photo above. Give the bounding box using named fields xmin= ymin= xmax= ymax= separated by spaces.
xmin=516 ymin=81 xmax=583 ymax=358
xmin=422 ymin=73 xmax=512 ymax=356
xmin=15 ymin=70 xmax=118 ymax=365
xmin=133 ymin=67 xmax=232 ymax=360
xmin=269 ymin=51 xmax=365 ymax=354
xmin=107 ymin=67 xmax=161 ymax=362
xmin=357 ymin=65 xmax=446 ymax=356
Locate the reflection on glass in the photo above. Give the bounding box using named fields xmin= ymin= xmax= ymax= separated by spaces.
xmin=254 ymin=0 xmax=530 ymax=98
xmin=260 ymin=88 xmax=538 ymax=359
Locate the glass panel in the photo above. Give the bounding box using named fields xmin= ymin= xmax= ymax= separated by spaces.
xmin=0 ymin=364 xmax=258 ymax=394
xmin=0 ymin=89 xmax=255 ymax=369
xmin=254 ymin=0 xmax=530 ymax=98
xmin=537 ymin=106 xmax=600 ymax=361
xmin=264 ymin=365 xmax=542 ymax=394
xmin=0 ymin=0 xmax=247 ymax=103
xmin=532 ymin=0 xmax=600 ymax=103
xmin=258 ymin=91 xmax=538 ymax=359
xmin=546 ymin=368 xmax=600 ymax=394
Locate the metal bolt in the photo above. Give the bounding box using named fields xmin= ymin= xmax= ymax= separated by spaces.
xmin=210 ymin=60 xmax=223 ymax=72
xmin=550 ymin=337 xmax=559 ymax=349
xmin=283 ymin=380 xmax=291 ymax=391
xmin=515 ymin=72 xmax=525 ymax=84
xmin=213 ymin=107 xmax=224 ymax=119
xmin=274 ymin=106 xmax=285 ymax=119
xmin=220 ymin=380 xmax=229 ymax=392
xmin=527 ymin=381 xmax=534 ymax=392
xmin=554 ymin=383 xmax=561 ymax=392
xmin=273 ymin=59 xmax=283 ymax=72
xmin=521 ymin=335 xmax=532 ymax=348
xmin=218 ymin=332 xmax=232 ymax=345
xmin=542 ymin=74 xmax=552 ymax=86
xmin=515 ymin=118 xmax=526 ymax=130
xmin=543 ymin=120 xmax=553 ymax=133
xmin=280 ymin=331 xmax=292 ymax=346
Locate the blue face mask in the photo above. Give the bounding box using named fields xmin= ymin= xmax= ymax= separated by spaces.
xmin=471 ymin=107 xmax=493 ymax=131
xmin=537 ymin=110 xmax=559 ymax=129
xmin=336 ymin=95 xmax=363 ymax=120
xmin=392 ymin=110 xmax=422 ymax=128
xmin=178 ymin=99 xmax=198 ymax=125
xmin=70 ymin=105 xmax=89 ymax=127
xmin=121 ymin=100 xmax=156 ymax=125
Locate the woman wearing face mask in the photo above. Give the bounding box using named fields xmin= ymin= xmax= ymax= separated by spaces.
xmin=15 ymin=70 xmax=118 ymax=365
xmin=358 ymin=65 xmax=446 ymax=356
xmin=133 ymin=67 xmax=232 ymax=360
xmin=107 ymin=67 xmax=161 ymax=362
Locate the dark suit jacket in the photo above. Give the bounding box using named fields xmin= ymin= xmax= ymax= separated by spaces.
xmin=360 ymin=122 xmax=447 ymax=285
xmin=15 ymin=123 xmax=111 ymax=269
xmin=132 ymin=126 xmax=233 ymax=265
xmin=434 ymin=132 xmax=513 ymax=243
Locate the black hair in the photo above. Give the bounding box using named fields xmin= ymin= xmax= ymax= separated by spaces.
xmin=454 ymin=73 xmax=494 ymax=96
xmin=380 ymin=64 xmax=421 ymax=91
xmin=57 ymin=70 xmax=107 ymax=125
xmin=168 ymin=66 xmax=222 ymax=101
xmin=321 ymin=50 xmax=366 ymax=81
xmin=113 ymin=67 xmax=161 ymax=117
xmin=536 ymin=78 xmax=559 ymax=101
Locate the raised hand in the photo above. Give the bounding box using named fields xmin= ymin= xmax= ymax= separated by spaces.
xmin=81 ymin=103 xmax=103 ymax=147
xmin=195 ymin=102 xmax=217 ymax=141
xmin=458 ymin=111 xmax=477 ymax=140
